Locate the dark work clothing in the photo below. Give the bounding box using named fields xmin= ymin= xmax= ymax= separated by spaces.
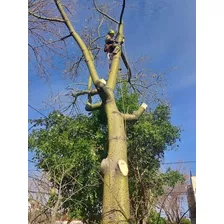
xmin=105 ymin=34 xmax=116 ymax=44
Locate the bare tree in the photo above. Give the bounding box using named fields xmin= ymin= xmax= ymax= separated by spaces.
xmin=28 ymin=163 xmax=97 ymax=224
xmin=155 ymin=168 xmax=190 ymax=224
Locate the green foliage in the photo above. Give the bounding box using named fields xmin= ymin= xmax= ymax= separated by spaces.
xmin=148 ymin=210 xmax=167 ymax=224
xmin=179 ymin=218 xmax=191 ymax=224
xmin=29 ymin=112 xmax=104 ymax=220
xmin=29 ymin=83 xmax=183 ymax=222
xmin=162 ymin=168 xmax=185 ymax=187
xmin=116 ymin=82 xmax=140 ymax=114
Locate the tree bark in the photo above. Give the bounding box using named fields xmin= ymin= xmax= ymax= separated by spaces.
xmin=101 ymin=91 xmax=130 ymax=223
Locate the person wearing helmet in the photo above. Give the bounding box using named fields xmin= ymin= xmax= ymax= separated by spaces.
xmin=104 ymin=30 xmax=119 ymax=53
xmin=104 ymin=30 xmax=122 ymax=70
xmin=105 ymin=30 xmax=115 ymax=44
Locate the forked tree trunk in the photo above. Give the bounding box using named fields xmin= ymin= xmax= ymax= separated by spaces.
xmin=51 ymin=2 xmax=147 ymax=223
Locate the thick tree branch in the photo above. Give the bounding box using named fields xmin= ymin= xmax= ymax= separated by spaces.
xmin=87 ymin=75 xmax=93 ymax=104
xmin=62 ymin=88 xmax=99 ymax=113
xmin=105 ymin=0 xmax=126 ymax=90
xmin=85 ymin=102 xmax=103 ymax=111
xmin=118 ymin=0 xmax=132 ymax=87
xmin=119 ymin=0 xmax=126 ymax=25
xmin=121 ymin=51 xmax=131 ymax=83
xmin=29 ymin=11 xmax=65 ymax=23
xmin=54 ymin=0 xmax=100 ymax=85
xmin=93 ymin=0 xmax=119 ymax=24
xmin=69 ymin=89 xmax=99 ymax=108
xmin=121 ymin=103 xmax=148 ymax=120
xmin=86 ymin=79 xmax=114 ymax=111
xmin=71 ymin=89 xmax=99 ymax=99
xmin=107 ymin=24 xmax=124 ymax=90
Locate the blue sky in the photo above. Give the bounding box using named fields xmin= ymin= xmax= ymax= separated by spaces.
xmin=125 ymin=0 xmax=196 ymax=174
xmin=29 ymin=0 xmax=196 ymax=175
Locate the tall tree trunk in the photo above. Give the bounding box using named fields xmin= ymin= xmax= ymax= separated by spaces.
xmin=101 ymin=95 xmax=130 ymax=223
xmin=32 ymin=1 xmax=148 ymax=223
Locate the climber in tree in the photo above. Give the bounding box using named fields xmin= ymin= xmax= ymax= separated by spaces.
xmin=104 ymin=30 xmax=124 ymax=70
xmin=104 ymin=30 xmax=120 ymax=54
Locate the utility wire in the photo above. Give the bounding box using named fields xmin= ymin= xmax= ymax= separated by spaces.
xmin=28 ymin=124 xmax=36 ymax=131
xmin=28 ymin=160 xmax=196 ymax=167
xmin=28 ymin=104 xmax=48 ymax=131
xmin=28 ymin=104 xmax=47 ymax=118
xmin=161 ymin=161 xmax=196 ymax=165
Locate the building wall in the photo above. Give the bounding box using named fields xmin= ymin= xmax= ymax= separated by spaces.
xmin=191 ymin=176 xmax=196 ymax=201
xmin=187 ymin=175 xmax=196 ymax=224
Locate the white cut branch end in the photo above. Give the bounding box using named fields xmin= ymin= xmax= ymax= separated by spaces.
xmin=141 ymin=103 xmax=148 ymax=110
xmin=118 ymin=160 xmax=128 ymax=176
xmin=99 ymin=79 xmax=107 ymax=85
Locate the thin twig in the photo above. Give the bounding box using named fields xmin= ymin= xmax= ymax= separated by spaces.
xmin=31 ymin=208 xmax=49 ymax=224
xmin=178 ymin=202 xmax=196 ymax=224
xmin=93 ymin=0 xmax=119 ymax=24
xmin=156 ymin=186 xmax=175 ymax=224
xmin=29 ymin=11 xmax=65 ymax=23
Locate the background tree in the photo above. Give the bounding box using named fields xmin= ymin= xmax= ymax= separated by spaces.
xmin=155 ymin=167 xmax=190 ymax=224
xmin=29 ymin=112 xmax=104 ymax=223
xmin=28 ymin=172 xmax=51 ymax=224
xmin=29 ymin=87 xmax=185 ymax=223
